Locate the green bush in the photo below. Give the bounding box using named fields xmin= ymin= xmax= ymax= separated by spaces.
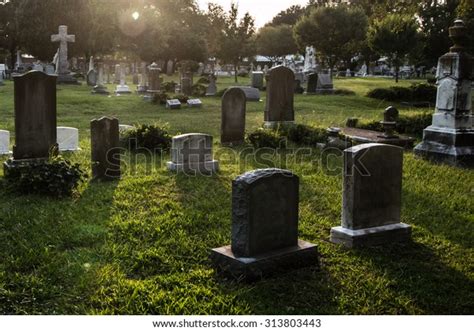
xmin=247 ymin=128 xmax=286 ymax=149
xmin=367 ymin=83 xmax=436 ymax=102
xmin=121 ymin=123 xmax=172 ymax=152
xmin=191 ymin=84 xmax=206 ymax=97
xmin=197 ymin=76 xmax=210 ymax=85
xmin=151 ymin=92 xmax=169 ymax=105
xmin=333 ymin=88 xmax=356 ymax=96
xmin=4 ymin=156 xmax=87 ymax=197
xmin=171 ymin=94 xmax=189 ymax=103
xmin=215 ymin=88 xmax=228 ymax=97
xmin=283 ymin=124 xmax=329 ymax=146
xmin=162 ymin=81 xmax=177 ymax=93
xmin=357 ymin=112 xmax=432 ymax=136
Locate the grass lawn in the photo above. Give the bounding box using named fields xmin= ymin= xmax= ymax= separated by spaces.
xmin=0 ymin=76 xmax=472 ymax=314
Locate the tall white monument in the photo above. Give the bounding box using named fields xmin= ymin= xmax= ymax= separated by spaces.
xmin=51 ymin=25 xmax=79 ymax=84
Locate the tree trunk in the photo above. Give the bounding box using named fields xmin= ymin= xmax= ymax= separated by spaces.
xmin=234 ymin=63 xmax=238 ymax=83
xmin=10 ymin=48 xmax=15 ymax=71
xmin=395 ymin=65 xmax=399 ymax=83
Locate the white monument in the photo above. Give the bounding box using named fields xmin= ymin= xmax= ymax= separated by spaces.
xmin=57 ymin=127 xmax=80 ymax=152
xmin=114 ymin=64 xmax=131 ymax=94
xmin=51 ymin=25 xmax=79 ymax=84
xmin=0 ymin=130 xmax=11 ymax=155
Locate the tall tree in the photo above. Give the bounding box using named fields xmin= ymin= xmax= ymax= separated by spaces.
xmin=367 ymin=14 xmax=420 ymax=82
xmin=294 ymin=5 xmax=368 ymax=69
xmin=457 ymin=0 xmax=474 ymax=54
xmin=209 ymin=3 xmax=256 ymax=82
xmin=256 ymin=25 xmax=298 ymax=62
xmin=0 ymin=0 xmax=21 ymax=68
xmin=267 ymin=5 xmax=306 ymax=27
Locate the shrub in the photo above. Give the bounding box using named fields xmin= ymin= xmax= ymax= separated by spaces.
xmin=162 ymin=81 xmax=177 ymax=93
xmin=367 ymin=83 xmax=436 ymax=102
xmin=247 ymin=128 xmax=286 ymax=149
xmin=4 ymin=156 xmax=87 ymax=197
xmin=121 ymin=123 xmax=172 ymax=152
xmin=357 ymin=112 xmax=432 ymax=136
xmin=410 ymin=83 xmax=437 ymax=102
xmin=333 ymin=88 xmax=356 ymax=96
xmin=283 ymin=124 xmax=329 ymax=146
xmin=171 ymin=94 xmax=189 ymax=103
xmin=191 ymin=84 xmax=207 ymax=97
xmin=152 ymin=92 xmax=169 ymax=105
xmin=197 ymin=76 xmax=210 ymax=85
xmin=215 ymin=88 xmax=228 ymax=97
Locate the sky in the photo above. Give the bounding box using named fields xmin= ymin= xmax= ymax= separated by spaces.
xmin=196 ymin=0 xmax=309 ymax=28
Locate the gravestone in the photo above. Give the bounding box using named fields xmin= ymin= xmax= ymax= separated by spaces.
xmin=114 ymin=64 xmax=121 ymax=84
xmin=0 ymin=68 xmax=4 ymax=86
xmin=90 ymin=117 xmax=120 ymax=181
xmin=57 ymin=127 xmax=80 ymax=151
xmin=166 ymin=60 xmax=174 ymax=76
xmin=9 ymin=71 xmax=57 ymax=161
xmin=221 ymin=87 xmax=246 ymax=145
xmin=330 ymin=143 xmax=412 ymax=247
xmin=230 ymin=86 xmax=260 ymax=102
xmin=205 ymin=75 xmax=217 ymax=96
xmin=306 ymin=73 xmax=318 ymax=94
xmin=181 ymin=72 xmax=193 ymax=96
xmin=264 ymin=66 xmax=295 ymax=128
xmin=304 ymin=46 xmax=317 ymax=73
xmin=147 ymin=62 xmax=161 ymax=93
xmin=187 ymin=99 xmax=202 ymax=108
xmin=166 ymin=99 xmax=181 ymax=109
xmin=45 ymin=64 xmax=55 ymax=75
xmin=316 ymin=73 xmax=334 ymax=94
xmin=50 ymin=25 xmax=79 ymax=84
xmin=251 ymin=71 xmax=264 ymax=89
xmin=114 ymin=63 xmax=131 ymax=94
xmin=294 ymin=80 xmax=304 ymax=94
xmin=167 ymin=133 xmax=219 ymax=175
xmin=32 ymin=62 xmax=44 ymax=72
xmin=92 ymin=64 xmax=110 ymax=95
xmin=346 ymin=69 xmax=351 ymax=77
xmin=137 ymin=62 xmax=148 ymax=94
xmin=211 ymin=168 xmax=318 ymax=281
xmin=87 ymin=68 xmax=98 ymax=86
xmin=15 ymin=51 xmax=22 ymax=71
xmin=414 ymin=20 xmax=474 ymax=168
xmin=0 ymin=130 xmax=10 ymax=155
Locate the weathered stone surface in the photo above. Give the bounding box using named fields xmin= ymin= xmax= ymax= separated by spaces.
xmin=87 ymin=69 xmax=97 ymax=86
xmin=166 ymin=99 xmax=181 ymax=109
xmin=91 ymin=117 xmax=120 ymax=181
xmin=342 ymin=127 xmax=415 ymax=149
xmin=205 ymin=75 xmax=217 ymax=96
xmin=251 ymin=71 xmax=264 ymax=89
xmin=12 ymin=71 xmax=57 ymax=160
xmin=167 ymin=133 xmax=219 ymax=175
xmin=50 ymin=25 xmax=79 ymax=85
xmin=330 ymin=143 xmax=411 ymax=247
xmin=264 ymin=66 xmax=295 ymax=125
xmin=221 ymin=87 xmax=246 ymax=145
xmin=0 ymin=130 xmax=10 ymax=155
xmin=187 ymin=99 xmax=202 ymax=108
xmin=114 ymin=64 xmax=131 ymax=94
xmin=230 ymin=86 xmax=260 ymax=102
xmin=211 ymin=168 xmax=318 ymax=281
xmin=306 ymin=73 xmax=318 ymax=94
xmin=181 ymin=72 xmax=193 ymax=96
xmin=415 ymin=20 xmax=474 ymax=168
xmin=57 ymin=126 xmax=80 ymax=151
xmin=147 ymin=62 xmax=161 ymax=93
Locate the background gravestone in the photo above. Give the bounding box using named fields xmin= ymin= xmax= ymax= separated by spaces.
xmin=264 ymin=66 xmax=295 ymax=128
xmin=91 ymin=117 xmax=121 ymax=181
xmin=251 ymin=71 xmax=264 ymax=89
xmin=147 ymin=62 xmax=161 ymax=93
xmin=57 ymin=127 xmax=80 ymax=152
xmin=306 ymin=73 xmax=318 ymax=94
xmin=0 ymin=130 xmax=10 ymax=155
xmin=211 ymin=168 xmax=318 ymax=280
xmin=12 ymin=71 xmax=57 ymax=160
xmin=221 ymin=87 xmax=246 ymax=145
xmin=330 ymin=143 xmax=412 ymax=247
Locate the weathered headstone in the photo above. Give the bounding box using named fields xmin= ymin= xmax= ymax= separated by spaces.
xmin=90 ymin=117 xmax=120 ymax=181
xmin=415 ymin=20 xmax=474 ymax=168
xmin=167 ymin=133 xmax=219 ymax=175
xmin=166 ymin=99 xmax=181 ymax=109
xmin=181 ymin=72 xmax=193 ymax=96
xmin=0 ymin=130 xmax=10 ymax=155
xmin=114 ymin=63 xmax=131 ymax=94
xmin=205 ymin=75 xmax=217 ymax=96
xmin=251 ymin=71 xmax=264 ymax=89
xmin=306 ymin=73 xmax=318 ymax=94
xmin=330 ymin=143 xmax=412 ymax=247
xmin=147 ymin=62 xmax=161 ymax=93
xmin=50 ymin=25 xmax=79 ymax=84
xmin=264 ymin=66 xmax=295 ymax=128
xmin=57 ymin=127 xmax=80 ymax=151
xmin=221 ymin=88 xmax=246 ymax=145
xmin=304 ymin=46 xmax=317 ymax=73
xmin=87 ymin=68 xmax=98 ymax=86
xmin=230 ymin=86 xmax=260 ymax=102
xmin=9 ymin=71 xmax=57 ymax=161
xmin=316 ymin=73 xmax=334 ymax=94
xmin=211 ymin=168 xmax=318 ymax=280
xmin=114 ymin=64 xmax=121 ymax=84
xmin=137 ymin=62 xmax=148 ymax=94
xmin=92 ymin=64 xmax=109 ymax=95
xmin=187 ymin=99 xmax=202 ymax=108
xmin=166 ymin=60 xmax=174 ymax=76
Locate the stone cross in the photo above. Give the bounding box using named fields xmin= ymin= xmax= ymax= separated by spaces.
xmin=51 ymin=25 xmax=75 ymax=75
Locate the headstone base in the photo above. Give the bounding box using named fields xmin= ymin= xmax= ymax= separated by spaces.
xmin=92 ymin=85 xmax=110 ymax=95
xmin=414 ymin=126 xmax=474 ymax=168
xmin=210 ymin=240 xmax=318 ymax=282
xmin=57 ymin=74 xmax=80 ymax=85
xmin=3 ymin=158 xmax=50 ymax=176
xmin=263 ymin=121 xmax=295 ymax=129
xmin=330 ymin=223 xmax=412 ymax=248
xmin=114 ymin=85 xmax=132 ymax=94
xmin=167 ymin=160 xmax=219 ymax=175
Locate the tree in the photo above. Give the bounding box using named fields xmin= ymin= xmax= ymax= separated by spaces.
xmin=457 ymin=0 xmax=474 ymax=54
xmin=367 ymin=14 xmax=420 ymax=82
xmin=268 ymin=5 xmax=306 ymax=27
xmin=0 ymin=0 xmax=21 ymax=69
xmin=256 ymin=25 xmax=298 ymax=62
xmin=294 ymin=5 xmax=368 ymax=69
xmin=208 ymin=3 xmax=255 ymax=83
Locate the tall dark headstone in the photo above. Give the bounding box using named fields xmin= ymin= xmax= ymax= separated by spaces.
xmin=91 ymin=117 xmax=121 ymax=181
xmin=12 ymin=71 xmax=57 ymax=160
xmin=306 ymin=73 xmax=318 ymax=94
xmin=264 ymin=66 xmax=295 ymax=128
xmin=414 ymin=20 xmax=474 ymax=167
xmin=330 ymin=143 xmax=412 ymax=247
xmin=211 ymin=168 xmax=318 ymax=281
xmin=221 ymin=88 xmax=246 ymax=145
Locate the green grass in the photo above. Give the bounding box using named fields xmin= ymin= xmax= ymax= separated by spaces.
xmin=0 ymin=76 xmax=472 ymax=315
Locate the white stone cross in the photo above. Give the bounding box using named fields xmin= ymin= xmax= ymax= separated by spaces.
xmin=51 ymin=25 xmax=75 ymax=75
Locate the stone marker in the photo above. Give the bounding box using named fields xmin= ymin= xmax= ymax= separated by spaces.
xmin=166 ymin=60 xmax=174 ymax=76
xmin=91 ymin=117 xmax=121 ymax=181
xmin=330 ymin=143 xmax=412 ymax=248
xmin=114 ymin=63 xmax=131 ymax=94
xmin=45 ymin=64 xmax=55 ymax=75
xmin=306 ymin=73 xmax=318 ymax=94
xmin=251 ymin=71 xmax=264 ymax=89
xmin=264 ymin=66 xmax=295 ymax=128
xmin=57 ymin=126 xmax=80 ymax=151
xmin=414 ymin=20 xmax=474 ymax=168
xmin=137 ymin=62 xmax=148 ymax=94
xmin=87 ymin=69 xmax=97 ymax=86
xmin=92 ymin=64 xmax=109 ymax=95
xmin=0 ymin=130 xmax=10 ymax=155
xmin=10 ymin=71 xmax=57 ymax=161
xmin=205 ymin=75 xmax=217 ymax=96
xmin=119 ymin=124 xmax=134 ymax=135
xmin=230 ymin=86 xmax=260 ymax=102
xmin=167 ymin=133 xmax=219 ymax=175
xmin=166 ymin=99 xmax=181 ymax=109
xmin=316 ymin=73 xmax=334 ymax=94
xmin=187 ymin=99 xmax=202 ymax=108
xmin=50 ymin=25 xmax=79 ymax=84
xmin=221 ymin=87 xmax=246 ymax=145
xmin=211 ymin=168 xmax=318 ymax=281
xmin=147 ymin=62 xmax=161 ymax=94
xmin=181 ymin=72 xmax=193 ymax=96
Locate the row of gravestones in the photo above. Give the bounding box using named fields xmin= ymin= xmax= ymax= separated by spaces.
xmin=250 ymin=70 xmax=334 ymax=94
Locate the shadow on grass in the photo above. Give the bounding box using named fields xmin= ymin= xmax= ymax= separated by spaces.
xmin=353 ymin=241 xmax=474 ymax=314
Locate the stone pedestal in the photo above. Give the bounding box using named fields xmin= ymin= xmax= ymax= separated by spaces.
xmin=414 ymin=20 xmax=474 ymax=168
